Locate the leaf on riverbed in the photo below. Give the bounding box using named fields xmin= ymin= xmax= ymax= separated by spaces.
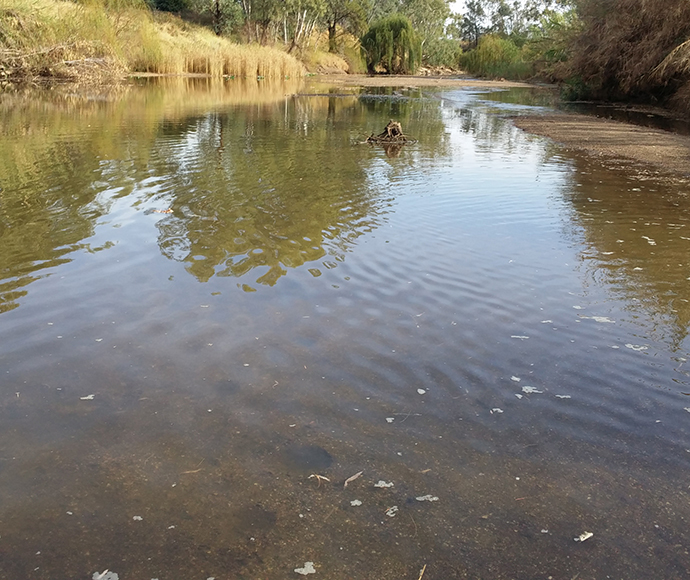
xmin=344 ymin=471 xmax=363 ymax=488
xmin=374 ymin=480 xmax=394 ymax=488
xmin=294 ymin=562 xmax=316 ymax=575
xmin=93 ymin=571 xmax=119 ymax=580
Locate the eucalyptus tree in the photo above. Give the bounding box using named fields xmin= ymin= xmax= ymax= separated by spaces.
xmin=400 ymin=0 xmax=451 ymax=50
xmin=237 ymin=0 xmax=282 ymax=43
xmin=322 ymin=0 xmax=371 ymax=53
xmin=282 ymin=0 xmax=325 ymax=51
xmin=189 ymin=0 xmax=244 ymax=35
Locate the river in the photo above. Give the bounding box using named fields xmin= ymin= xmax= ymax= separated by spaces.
xmin=1 ymin=77 xmax=689 ymax=579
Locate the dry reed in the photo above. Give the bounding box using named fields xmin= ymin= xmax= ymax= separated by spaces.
xmin=0 ymin=0 xmax=304 ymax=82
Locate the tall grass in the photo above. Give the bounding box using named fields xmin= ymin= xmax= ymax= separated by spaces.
xmin=0 ymin=0 xmax=304 ymax=81
xmin=460 ymin=35 xmax=531 ymax=80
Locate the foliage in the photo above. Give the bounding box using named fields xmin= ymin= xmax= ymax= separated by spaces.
xmin=566 ymin=0 xmax=690 ymax=109
xmin=460 ymin=33 xmax=530 ymax=79
xmin=360 ymin=14 xmax=421 ymax=74
xmin=188 ymin=0 xmax=244 ymax=36
xmin=151 ymin=0 xmax=189 ymax=12
xmin=423 ymin=36 xmax=461 ymax=67
xmin=0 ymin=0 xmax=304 ymax=80
xmin=322 ymin=0 xmax=369 ymax=53
xmin=399 ymin=0 xmax=449 ymax=49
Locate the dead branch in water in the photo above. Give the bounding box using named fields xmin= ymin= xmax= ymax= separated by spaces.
xmin=366 ymin=120 xmax=417 ymax=145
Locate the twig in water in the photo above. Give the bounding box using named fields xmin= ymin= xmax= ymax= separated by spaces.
xmin=180 ymin=459 xmax=204 ymax=474
xmin=417 ymin=564 xmax=427 ymax=580
xmin=308 ymin=474 xmax=330 ymax=487
xmin=409 ymin=514 xmax=418 ymax=538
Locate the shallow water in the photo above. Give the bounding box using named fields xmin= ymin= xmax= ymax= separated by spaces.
xmin=1 ymin=77 xmax=690 ymax=579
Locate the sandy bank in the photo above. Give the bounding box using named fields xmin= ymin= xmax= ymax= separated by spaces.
xmin=315 ymin=74 xmax=534 ymax=89
xmin=513 ymin=113 xmax=690 ymax=178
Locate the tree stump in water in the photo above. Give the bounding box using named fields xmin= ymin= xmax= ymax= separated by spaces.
xmin=366 ymin=120 xmax=416 ymax=145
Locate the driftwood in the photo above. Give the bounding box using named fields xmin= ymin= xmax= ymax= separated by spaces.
xmin=366 ymin=120 xmax=417 ymax=145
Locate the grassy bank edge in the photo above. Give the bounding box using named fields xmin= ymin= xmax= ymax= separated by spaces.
xmin=0 ymin=0 xmax=305 ymax=83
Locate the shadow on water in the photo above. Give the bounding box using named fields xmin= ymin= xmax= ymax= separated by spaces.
xmin=2 ymin=81 xmax=690 ymax=579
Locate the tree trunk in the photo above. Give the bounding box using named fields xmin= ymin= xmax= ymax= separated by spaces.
xmin=328 ymin=23 xmax=337 ymax=53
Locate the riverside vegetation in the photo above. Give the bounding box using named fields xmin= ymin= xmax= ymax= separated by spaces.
xmin=0 ymin=0 xmax=305 ymax=81
xmin=1 ymin=0 xmax=690 ymax=117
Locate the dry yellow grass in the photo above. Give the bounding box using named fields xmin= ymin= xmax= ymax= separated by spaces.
xmin=0 ymin=0 xmax=304 ymax=81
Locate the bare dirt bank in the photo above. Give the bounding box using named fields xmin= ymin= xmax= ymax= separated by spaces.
xmin=513 ymin=113 xmax=690 ymax=178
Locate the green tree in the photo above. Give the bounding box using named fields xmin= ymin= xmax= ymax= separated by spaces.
xmin=361 ymin=14 xmax=421 ymax=73
xmin=189 ymin=0 xmax=244 ymax=35
xmin=322 ymin=0 xmax=369 ymax=53
xmin=461 ymin=0 xmax=486 ymax=48
xmin=400 ymin=0 xmax=450 ymax=50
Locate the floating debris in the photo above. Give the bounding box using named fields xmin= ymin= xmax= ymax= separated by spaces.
xmin=80 ymin=394 xmax=96 ymax=400
xmin=522 ymin=386 xmax=543 ymax=394
xmin=417 ymin=389 xmax=426 ymax=395
xmin=555 ymin=395 xmax=572 ymax=399
xmin=415 ymin=495 xmax=439 ymax=502
xmin=541 ymin=320 xmax=553 ymax=324
xmin=374 ymin=480 xmax=394 ymax=488
xmin=515 ymin=394 xmax=523 ymax=399
xmin=573 ymin=306 xmax=584 ymax=310
xmin=580 ymin=316 xmax=615 ymax=323
xmin=490 ymin=408 xmax=504 ymax=414
xmin=132 ymin=516 xmax=143 ymax=521
xmin=385 ymin=505 xmax=399 ymax=517
xmin=511 ymin=376 xmax=521 ymax=382
xmin=684 ymin=407 xmax=690 ymax=413
xmin=625 ymin=344 xmax=648 ymax=351
xmin=350 ymin=499 xmax=362 ymax=507
xmin=294 ymin=562 xmax=316 ymax=575
xmin=93 ymin=571 xmax=119 ymax=580
xmin=511 ymin=335 xmax=529 ymax=340
xmin=574 ymin=531 xmax=594 ymax=542
xmin=366 ymin=120 xmax=416 ymax=145
xmin=386 ymin=417 xmax=395 ymax=423
xmin=344 ymin=471 xmax=363 ymax=488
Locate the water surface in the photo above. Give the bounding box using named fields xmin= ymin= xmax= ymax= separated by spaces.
xmin=1 ymin=78 xmax=690 ymax=579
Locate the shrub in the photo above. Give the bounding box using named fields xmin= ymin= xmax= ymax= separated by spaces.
xmin=460 ymin=34 xmax=531 ymax=79
xmin=423 ymin=37 xmax=462 ymax=68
